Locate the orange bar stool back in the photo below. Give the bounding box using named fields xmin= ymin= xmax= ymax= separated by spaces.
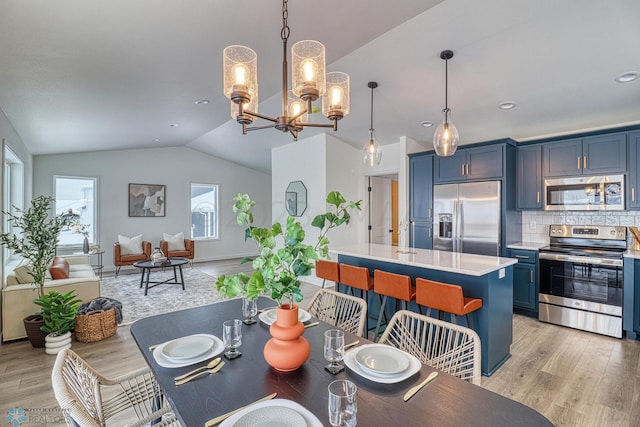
xmin=316 ymin=260 xmax=340 ymax=289
xmin=415 ymin=278 xmax=482 ymax=330
xmin=373 ymin=270 xmax=416 ymax=340
xmin=338 ymin=264 xmax=374 ymax=299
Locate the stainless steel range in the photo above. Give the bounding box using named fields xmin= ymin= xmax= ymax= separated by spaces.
xmin=538 ymin=225 xmax=627 ymax=338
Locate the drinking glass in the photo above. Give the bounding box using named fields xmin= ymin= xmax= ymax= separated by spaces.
xmin=324 ymin=329 xmax=345 ymax=374
xmin=328 ymin=379 xmax=357 ymax=427
xmin=242 ymin=298 xmax=257 ymax=325
xmin=223 ymin=319 xmax=242 ymax=359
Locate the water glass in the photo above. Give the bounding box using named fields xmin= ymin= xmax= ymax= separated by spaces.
xmin=223 ymin=319 xmax=242 ymax=359
xmin=328 ymin=379 xmax=357 ymax=427
xmin=242 ymin=298 xmax=257 ymax=324
xmin=324 ymin=329 xmax=345 ymax=374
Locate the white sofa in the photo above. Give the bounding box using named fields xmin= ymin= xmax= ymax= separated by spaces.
xmin=2 ymin=254 xmax=101 ymax=341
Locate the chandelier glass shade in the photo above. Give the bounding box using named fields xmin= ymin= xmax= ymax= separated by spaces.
xmin=433 ymin=50 xmax=459 ymax=156
xmin=222 ymin=0 xmax=349 ymax=141
xmin=363 ymin=81 xmax=382 ymax=166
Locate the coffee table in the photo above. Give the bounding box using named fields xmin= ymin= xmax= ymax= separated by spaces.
xmin=133 ymin=257 xmax=188 ymax=296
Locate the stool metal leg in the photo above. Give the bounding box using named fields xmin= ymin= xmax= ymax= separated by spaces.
xmin=373 ymin=295 xmax=388 ymax=342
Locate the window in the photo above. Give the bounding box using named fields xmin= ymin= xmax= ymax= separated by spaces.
xmin=55 ymin=176 xmax=97 ymax=247
xmin=191 ymin=183 xmax=219 ymax=239
xmin=4 ymin=143 xmax=24 ymax=263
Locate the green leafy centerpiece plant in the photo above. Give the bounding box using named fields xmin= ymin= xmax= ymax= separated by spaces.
xmin=0 ymin=195 xmax=75 ymax=347
xmin=216 ymin=190 xmax=361 ymax=371
xmin=216 ymin=191 xmax=361 ymax=307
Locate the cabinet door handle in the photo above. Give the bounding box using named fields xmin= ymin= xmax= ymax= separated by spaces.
xmin=515 ymin=255 xmax=530 ymax=259
xmin=428 ymin=228 xmax=432 ymax=237
xmin=461 ymin=164 xmax=465 ymax=175
xmin=583 ymin=156 xmax=587 ymax=170
xmin=530 ymin=271 xmax=534 ymax=282
xmin=577 ymin=156 xmax=581 ymax=169
xmin=428 ymin=208 xmax=432 ymax=218
xmin=633 ymin=188 xmax=636 ymax=202
xmin=537 ymin=191 xmax=540 ymax=204
xmin=466 ymin=163 xmax=470 ymax=176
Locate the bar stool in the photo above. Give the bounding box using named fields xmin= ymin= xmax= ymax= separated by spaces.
xmin=415 ymin=278 xmax=482 ymax=330
xmin=316 ymin=260 xmax=340 ymax=289
xmin=339 ymin=264 xmax=374 ymax=335
xmin=373 ymin=270 xmax=416 ymax=340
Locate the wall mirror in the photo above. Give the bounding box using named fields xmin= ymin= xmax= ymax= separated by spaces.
xmin=285 ymin=181 xmax=307 ymax=217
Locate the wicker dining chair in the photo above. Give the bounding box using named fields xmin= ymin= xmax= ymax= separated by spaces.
xmin=306 ymin=288 xmax=368 ymax=337
xmin=378 ymin=310 xmax=482 ymax=385
xmin=51 ymin=348 xmax=181 ymax=427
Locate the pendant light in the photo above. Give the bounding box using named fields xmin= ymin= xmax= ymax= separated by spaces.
xmin=363 ymin=81 xmax=382 ymax=166
xmin=433 ymin=50 xmax=459 ymax=156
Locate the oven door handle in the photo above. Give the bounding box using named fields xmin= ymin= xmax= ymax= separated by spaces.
xmin=539 ymin=252 xmax=622 ymax=267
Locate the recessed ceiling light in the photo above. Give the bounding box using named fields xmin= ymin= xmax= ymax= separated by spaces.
xmin=153 ymin=138 xmax=160 ymax=142
xmin=615 ymin=72 xmax=639 ymax=83
xmin=169 ymin=123 xmax=179 ymax=128
xmin=195 ymin=99 xmax=210 ymax=105
xmin=420 ymin=121 xmax=434 ymax=127
xmin=498 ymin=101 xmax=516 ymax=110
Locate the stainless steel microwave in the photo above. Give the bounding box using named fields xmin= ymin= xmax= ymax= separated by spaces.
xmin=544 ymin=175 xmax=624 ymax=211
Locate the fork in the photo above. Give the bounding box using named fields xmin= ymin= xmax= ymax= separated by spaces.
xmin=174 ymin=361 xmax=225 ymax=386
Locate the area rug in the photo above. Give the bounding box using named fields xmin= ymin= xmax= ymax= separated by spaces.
xmin=100 ymin=268 xmax=224 ymax=324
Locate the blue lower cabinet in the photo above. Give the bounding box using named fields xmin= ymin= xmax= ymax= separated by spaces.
xmin=509 ymin=249 xmax=538 ymax=312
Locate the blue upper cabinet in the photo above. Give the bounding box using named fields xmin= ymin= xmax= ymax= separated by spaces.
xmin=434 ymin=145 xmax=504 ymax=183
xmin=516 ymin=145 xmax=543 ymax=210
xmin=409 ymin=154 xmax=433 ymax=249
xmin=542 ymin=133 xmax=627 ymax=177
xmin=629 ymin=131 xmax=640 ymax=209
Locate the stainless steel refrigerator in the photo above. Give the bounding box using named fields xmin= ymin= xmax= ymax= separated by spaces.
xmin=433 ymin=181 xmax=501 ymax=256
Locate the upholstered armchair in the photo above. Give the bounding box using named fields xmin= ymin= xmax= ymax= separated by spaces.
xmin=160 ymin=232 xmax=195 ymax=265
xmin=113 ymin=238 xmax=151 ymax=276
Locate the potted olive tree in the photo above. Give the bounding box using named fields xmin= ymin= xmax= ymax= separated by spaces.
xmin=0 ymin=195 xmax=73 ymax=347
xmin=216 ymin=191 xmax=361 ymax=371
xmin=34 ymin=290 xmax=81 ymax=354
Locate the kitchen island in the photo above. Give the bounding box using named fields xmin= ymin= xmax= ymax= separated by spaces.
xmin=331 ymin=243 xmax=517 ymax=376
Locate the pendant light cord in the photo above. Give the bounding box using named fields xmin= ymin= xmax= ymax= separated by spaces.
xmin=370 ymin=85 xmax=375 ymax=134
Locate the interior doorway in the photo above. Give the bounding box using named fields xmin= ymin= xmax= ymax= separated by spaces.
xmin=368 ymin=174 xmax=398 ymax=245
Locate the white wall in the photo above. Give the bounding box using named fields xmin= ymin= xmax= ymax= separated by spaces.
xmin=33 ymin=146 xmax=271 ymax=273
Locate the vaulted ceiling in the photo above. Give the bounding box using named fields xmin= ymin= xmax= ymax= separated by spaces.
xmin=1 ymin=0 xmax=638 ymax=173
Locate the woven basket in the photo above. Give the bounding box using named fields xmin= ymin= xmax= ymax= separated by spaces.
xmin=75 ymin=309 xmax=117 ymax=343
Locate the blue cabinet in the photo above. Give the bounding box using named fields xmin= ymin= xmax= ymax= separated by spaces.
xmin=508 ymin=249 xmax=538 ymax=312
xmin=628 ymin=131 xmax=640 ymax=209
xmin=409 ymin=154 xmax=433 ymax=249
xmin=434 ymin=145 xmax=503 ymax=183
xmin=542 ymin=133 xmax=627 ymax=177
xmin=516 ymin=145 xmax=543 ymax=210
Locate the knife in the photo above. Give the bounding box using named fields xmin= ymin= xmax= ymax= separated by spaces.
xmin=403 ymin=371 xmax=438 ymax=402
xmin=204 ymin=393 xmax=277 ymax=426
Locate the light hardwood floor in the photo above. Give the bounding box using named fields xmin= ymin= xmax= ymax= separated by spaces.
xmin=1 ymin=260 xmax=639 ymax=426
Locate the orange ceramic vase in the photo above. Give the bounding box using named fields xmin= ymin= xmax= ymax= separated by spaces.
xmin=263 ymin=304 xmax=311 ymax=371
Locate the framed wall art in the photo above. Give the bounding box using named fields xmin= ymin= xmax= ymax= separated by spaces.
xmin=128 ymin=183 xmax=165 ymax=217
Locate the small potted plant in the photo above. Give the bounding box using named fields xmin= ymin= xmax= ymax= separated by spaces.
xmin=34 ymin=290 xmax=82 ymax=355
xmin=216 ymin=191 xmax=361 ymax=371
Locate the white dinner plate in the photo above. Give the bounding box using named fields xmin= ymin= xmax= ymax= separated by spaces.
xmin=161 ymin=335 xmax=215 ymax=361
xmin=354 ymin=344 xmax=410 ymax=376
xmin=258 ymin=308 xmax=312 ymax=326
xmin=153 ymin=334 xmax=223 ymax=368
xmin=344 ymin=344 xmax=421 ymax=384
xmin=219 ymin=399 xmax=322 ymax=427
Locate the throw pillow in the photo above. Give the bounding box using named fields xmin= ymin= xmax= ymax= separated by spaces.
xmin=49 ymin=257 xmax=70 ymax=280
xmin=13 ymin=265 xmax=34 ymax=284
xmin=163 ymin=232 xmax=185 ymax=251
xmin=118 ymin=234 xmax=143 ymax=255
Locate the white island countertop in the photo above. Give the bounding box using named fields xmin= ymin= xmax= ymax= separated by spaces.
xmin=330 ymin=244 xmax=517 ymax=277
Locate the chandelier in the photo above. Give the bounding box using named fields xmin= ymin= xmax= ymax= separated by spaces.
xmin=433 ymin=50 xmax=459 ymax=156
xmin=222 ymin=0 xmax=350 ymax=141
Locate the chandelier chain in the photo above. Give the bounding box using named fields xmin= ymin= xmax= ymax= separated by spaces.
xmin=281 ymin=0 xmax=290 ymax=42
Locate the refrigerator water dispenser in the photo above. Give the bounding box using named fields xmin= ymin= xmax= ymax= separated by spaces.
xmin=439 ymin=213 xmax=452 ymax=238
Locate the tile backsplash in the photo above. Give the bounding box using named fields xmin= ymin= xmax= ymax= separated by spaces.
xmin=520 ymin=211 xmax=640 ymax=245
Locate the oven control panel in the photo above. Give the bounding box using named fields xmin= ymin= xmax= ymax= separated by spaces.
xmin=549 ymin=225 xmax=627 ymax=240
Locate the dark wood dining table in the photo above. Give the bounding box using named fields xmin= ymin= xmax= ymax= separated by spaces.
xmin=130 ymin=297 xmax=553 ymax=427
